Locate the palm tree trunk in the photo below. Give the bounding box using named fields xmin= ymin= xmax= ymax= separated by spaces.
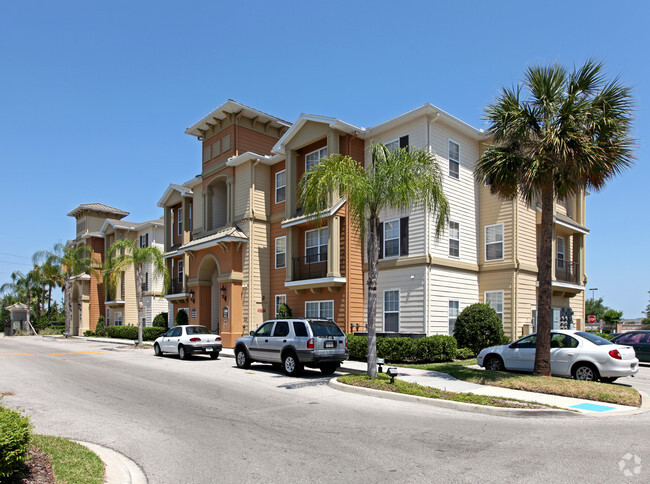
xmin=47 ymin=285 xmax=52 ymax=316
xmin=64 ymin=277 xmax=71 ymax=335
xmin=136 ymin=265 xmax=143 ymax=345
xmin=533 ymin=185 xmax=554 ymax=376
xmin=366 ymin=215 xmax=380 ymax=377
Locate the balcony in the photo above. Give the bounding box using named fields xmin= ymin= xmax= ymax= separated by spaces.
xmin=292 ymin=254 xmax=328 ymax=281
xmin=555 ymin=260 xmax=579 ymax=285
xmin=167 ymin=280 xmax=185 ymax=295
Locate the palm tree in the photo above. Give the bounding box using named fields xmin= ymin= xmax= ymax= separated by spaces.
xmin=1 ymin=270 xmax=37 ymax=330
xmin=299 ymin=143 xmax=449 ymax=376
xmin=34 ymin=243 xmax=97 ymax=334
xmin=103 ymin=239 xmax=169 ymax=345
xmin=475 ymin=60 xmax=634 ymax=376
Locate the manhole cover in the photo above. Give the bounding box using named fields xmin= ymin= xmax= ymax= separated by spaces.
xmin=1 ymin=392 xmax=15 ymax=396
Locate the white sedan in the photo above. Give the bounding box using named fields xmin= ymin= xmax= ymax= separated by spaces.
xmin=477 ymin=330 xmax=639 ymax=383
xmin=154 ymin=325 xmax=223 ymax=360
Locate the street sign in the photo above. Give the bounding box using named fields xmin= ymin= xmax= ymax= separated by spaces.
xmin=588 ymin=315 xmax=597 ymax=324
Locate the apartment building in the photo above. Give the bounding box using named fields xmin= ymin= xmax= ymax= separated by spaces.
xmin=66 ymin=203 xmax=168 ymax=335
xmin=160 ymin=100 xmax=587 ymax=346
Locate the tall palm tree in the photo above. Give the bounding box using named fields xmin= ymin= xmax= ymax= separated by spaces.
xmin=34 ymin=243 xmax=97 ymax=334
xmin=1 ymin=270 xmax=37 ymax=329
xmin=475 ymin=60 xmax=634 ymax=376
xmin=103 ymin=239 xmax=169 ymax=345
xmin=299 ymin=143 xmax=449 ymax=377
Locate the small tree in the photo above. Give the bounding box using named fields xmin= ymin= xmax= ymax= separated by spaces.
xmin=175 ymin=309 xmax=188 ymax=326
xmin=153 ymin=312 xmax=168 ymax=327
xmin=277 ymin=303 xmax=292 ymax=318
xmin=601 ymin=309 xmax=623 ymax=327
xmin=95 ymin=316 xmax=106 ymax=336
xmin=585 ymin=297 xmax=607 ymax=322
xmin=453 ymin=303 xmax=507 ymax=356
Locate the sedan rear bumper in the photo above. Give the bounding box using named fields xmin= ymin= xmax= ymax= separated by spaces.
xmin=185 ymin=343 xmax=223 ymax=354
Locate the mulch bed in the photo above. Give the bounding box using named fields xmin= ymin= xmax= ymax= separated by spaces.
xmin=6 ymin=446 xmax=55 ymax=484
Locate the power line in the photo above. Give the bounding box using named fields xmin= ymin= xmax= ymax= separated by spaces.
xmin=0 ymin=252 xmax=32 ymax=260
xmin=0 ymin=260 xmax=32 ymax=266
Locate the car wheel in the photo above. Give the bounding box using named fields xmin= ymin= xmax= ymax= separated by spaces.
xmin=282 ymin=352 xmax=303 ymax=376
xmin=235 ymin=347 xmax=251 ymax=369
xmin=484 ymin=355 xmax=505 ymax=371
xmin=153 ymin=343 xmax=163 ymax=357
xmin=319 ymin=363 xmax=339 ymax=375
xmin=210 ymin=352 xmax=220 ymax=360
xmin=573 ymin=363 xmax=599 ymax=381
xmin=601 ymin=377 xmax=618 ymax=384
xmin=179 ymin=345 xmax=190 ymax=360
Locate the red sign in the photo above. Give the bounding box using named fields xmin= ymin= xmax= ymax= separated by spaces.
xmin=588 ymin=315 xmax=597 ymax=324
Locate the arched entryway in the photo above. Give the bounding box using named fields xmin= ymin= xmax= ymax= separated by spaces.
xmin=196 ymin=254 xmax=221 ymax=333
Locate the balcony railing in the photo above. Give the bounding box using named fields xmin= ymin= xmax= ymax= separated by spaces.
xmin=167 ymin=280 xmax=185 ymax=295
xmin=292 ymin=254 xmax=328 ymax=281
xmin=555 ymin=260 xmax=579 ymax=284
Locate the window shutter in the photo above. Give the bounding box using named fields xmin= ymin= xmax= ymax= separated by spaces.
xmin=400 ymin=217 xmax=409 ymax=256
xmin=378 ymin=222 xmax=384 ymax=259
xmin=399 ymin=135 xmax=409 ymax=151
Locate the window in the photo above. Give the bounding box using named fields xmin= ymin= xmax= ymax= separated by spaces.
xmin=114 ymin=312 xmax=123 ymax=326
xmin=556 ymin=236 xmax=565 ymax=269
xmin=120 ymin=272 xmax=125 ymax=300
xmin=449 ymin=221 xmax=460 ymax=258
xmin=177 ymin=260 xmax=183 ymax=284
xmin=273 ymin=321 xmax=290 ymax=337
xmin=142 ymin=272 xmax=149 ymax=292
xmin=485 ymin=224 xmax=504 ymax=261
xmin=178 ymin=208 xmax=183 ymax=236
xmin=293 ymin=321 xmax=308 ymax=337
xmin=254 ymin=321 xmax=274 ymax=337
xmin=384 ymin=219 xmax=400 ymax=257
xmin=448 ymin=140 xmax=460 ymax=179
xmin=616 ymin=332 xmax=648 ymax=344
xmin=485 ymin=291 xmax=504 ymax=321
xmin=189 ymin=203 xmax=192 ymax=231
xmin=275 ymin=236 xmax=286 ymax=269
xmin=305 ymin=300 xmax=334 ymax=320
xmin=139 ymin=233 xmax=149 ymax=248
xmin=305 ymin=147 xmax=328 ymax=173
xmin=305 ymin=227 xmax=328 ymax=263
xmin=385 ymin=135 xmax=409 ymax=152
xmin=384 ymin=290 xmax=400 ymax=332
xmin=275 ymin=170 xmax=286 ymax=203
xmin=275 ymin=294 xmax=286 ymax=317
xmin=379 ymin=217 xmax=408 ymax=259
xmin=448 ymin=300 xmax=459 ymax=334
xmin=385 ymin=139 xmax=399 ymax=152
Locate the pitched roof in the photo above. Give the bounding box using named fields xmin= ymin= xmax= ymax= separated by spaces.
xmin=67 ymin=203 xmax=129 ymax=218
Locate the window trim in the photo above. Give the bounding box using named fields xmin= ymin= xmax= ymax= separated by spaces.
xmin=484 ymin=223 xmax=504 ymax=261
xmin=383 ymin=218 xmax=400 ymax=258
xmin=275 ymin=169 xmax=286 ymax=204
xmin=448 ymin=139 xmax=460 ymax=179
xmin=385 ymin=138 xmax=399 ymax=152
xmin=484 ymin=290 xmax=504 ymax=323
xmin=177 ymin=260 xmax=183 ymax=284
xmin=305 ymin=226 xmax=328 ymax=263
xmin=275 ymin=236 xmax=286 ymax=269
xmin=178 ymin=207 xmax=183 ymax=236
xmin=556 ymin=236 xmax=565 ymax=269
xmin=448 ymin=220 xmax=460 ymax=258
xmin=448 ymin=299 xmax=460 ymax=335
xmin=275 ymin=294 xmax=287 ymax=317
xmin=304 ymin=300 xmax=334 ymax=320
xmin=305 ymin=147 xmax=328 ymax=173
xmin=383 ymin=289 xmax=400 ymax=332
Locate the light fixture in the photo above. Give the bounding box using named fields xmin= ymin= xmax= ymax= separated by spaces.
xmin=386 ymin=367 xmax=398 ymax=384
xmin=220 ymin=285 xmax=227 ymax=301
xmin=189 ymin=290 xmax=195 ymax=302
xmin=377 ymin=358 xmax=385 ymax=373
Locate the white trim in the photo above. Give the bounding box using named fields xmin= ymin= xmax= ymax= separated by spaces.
xmin=275 ymin=236 xmax=286 ymax=269
xmin=556 ymin=236 xmax=565 ymax=269
xmin=383 ymin=218 xmax=400 ymax=258
xmin=484 ymin=223 xmax=504 ymax=261
xmin=177 ymin=208 xmax=183 ymax=236
xmin=280 ymin=197 xmax=346 ymax=228
xmin=305 ymin=226 xmax=328 ymax=263
xmin=448 ymin=299 xmax=460 ymax=335
xmin=448 ymin=139 xmax=460 ymax=179
xmin=484 ymin=290 xmax=504 ymax=323
xmin=284 ymin=277 xmax=346 ymax=288
xmin=383 ymin=289 xmax=400 ymax=332
xmin=275 ymin=169 xmax=286 ymax=204
xmin=448 ymin=220 xmax=460 ymax=258
xmin=305 ymin=299 xmax=335 ymax=320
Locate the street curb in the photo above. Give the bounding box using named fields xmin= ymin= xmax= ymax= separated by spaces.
xmin=74 ymin=441 xmax=147 ymax=484
xmin=328 ymin=377 xmax=580 ymax=418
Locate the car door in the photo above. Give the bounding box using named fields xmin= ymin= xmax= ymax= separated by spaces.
xmin=266 ymin=320 xmax=291 ymax=363
xmin=550 ymin=333 xmax=579 ymax=376
xmin=503 ymin=334 xmax=536 ymax=371
xmin=249 ymin=321 xmax=275 ymax=361
xmin=162 ymin=327 xmax=182 ymax=353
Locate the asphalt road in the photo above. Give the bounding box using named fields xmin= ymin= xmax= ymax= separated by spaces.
xmin=1 ymin=336 xmax=649 ymax=483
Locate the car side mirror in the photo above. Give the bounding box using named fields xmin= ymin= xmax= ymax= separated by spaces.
xmin=250 ymin=331 xmax=255 ymax=336
xmin=509 ymin=343 xmax=518 ymax=349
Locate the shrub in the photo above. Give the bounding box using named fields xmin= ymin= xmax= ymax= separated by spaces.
xmin=453 ymin=303 xmax=506 ymax=356
xmin=0 ymin=404 xmax=32 ymax=479
xmin=153 ymin=313 xmax=168 ymax=328
xmin=106 ymin=325 xmax=138 ymax=340
xmin=175 ymin=310 xmax=188 ymax=326
xmin=83 ymin=330 xmax=95 ymax=337
xmin=456 ymin=347 xmax=475 ymax=360
xmin=95 ymin=316 xmax=106 ymax=336
xmin=143 ymin=327 xmax=167 ymax=341
xmin=413 ymin=335 xmax=457 ymax=362
xmin=277 ymin=303 xmax=292 ymax=318
xmin=346 ymin=334 xmax=367 ymax=360
xmin=345 ymin=334 xmax=457 ymax=363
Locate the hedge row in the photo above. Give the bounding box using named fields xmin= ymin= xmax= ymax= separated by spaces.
xmin=105 ymin=325 xmax=167 ymax=341
xmin=0 ymin=404 xmax=32 ymax=479
xmin=346 ymin=334 xmax=458 ymax=363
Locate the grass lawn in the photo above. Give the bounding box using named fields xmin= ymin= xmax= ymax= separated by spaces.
xmin=401 ymin=360 xmax=641 ymax=407
xmin=338 ymin=373 xmax=557 ymax=409
xmin=30 ymin=434 xmax=104 ymax=483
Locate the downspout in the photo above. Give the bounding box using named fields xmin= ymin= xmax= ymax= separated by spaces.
xmin=513 ymin=195 xmax=519 ymax=340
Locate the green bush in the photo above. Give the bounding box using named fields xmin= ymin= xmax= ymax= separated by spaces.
xmin=453 ymin=303 xmax=507 ymax=356
xmin=277 ymin=303 xmax=292 ymax=318
xmin=143 ymin=327 xmax=167 ymax=340
xmin=106 ymin=325 xmax=167 ymax=341
xmin=0 ymin=404 xmax=32 ymax=479
xmin=175 ymin=310 xmax=188 ymax=326
xmin=456 ymin=347 xmax=475 ymax=360
xmin=153 ymin=312 xmax=168 ymax=328
xmin=345 ymin=334 xmax=457 ymax=363
xmin=83 ymin=330 xmax=95 ymax=337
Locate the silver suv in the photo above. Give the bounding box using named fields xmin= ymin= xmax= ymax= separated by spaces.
xmin=234 ymin=319 xmax=349 ymax=376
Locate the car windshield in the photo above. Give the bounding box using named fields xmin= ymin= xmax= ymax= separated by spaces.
xmin=186 ymin=326 xmax=211 ymax=335
xmin=575 ymin=331 xmax=613 ymax=346
xmin=309 ymin=321 xmax=344 ymax=337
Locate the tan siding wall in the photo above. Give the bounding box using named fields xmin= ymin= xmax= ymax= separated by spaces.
xmin=479 ymin=271 xmax=514 ymax=338
xmin=234 ymin=164 xmax=251 ymax=221
xmin=193 ymin=185 xmax=203 ymax=234
xmin=517 ymin=198 xmax=538 ymax=268
xmin=375 ymin=266 xmax=426 ymax=333
xmin=515 ymin=271 xmax=538 ymax=338
xmin=478 ymin=186 xmax=513 ymax=264
xmin=428 ymin=266 xmax=479 ymax=335
xmin=254 ymin=164 xmax=270 ymax=217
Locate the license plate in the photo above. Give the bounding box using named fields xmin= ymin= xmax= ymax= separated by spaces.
xmin=324 ymin=341 xmax=335 ymax=348
xmin=206 ymin=347 xmax=213 ymax=352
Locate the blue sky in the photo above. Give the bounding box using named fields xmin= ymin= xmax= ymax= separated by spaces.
xmin=1 ymin=1 xmax=648 ymax=317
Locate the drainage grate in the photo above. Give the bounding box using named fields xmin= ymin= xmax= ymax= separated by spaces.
xmin=1 ymin=392 xmax=15 ymax=396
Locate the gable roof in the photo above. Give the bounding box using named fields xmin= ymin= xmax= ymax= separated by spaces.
xmin=67 ymin=203 xmax=129 ymax=218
